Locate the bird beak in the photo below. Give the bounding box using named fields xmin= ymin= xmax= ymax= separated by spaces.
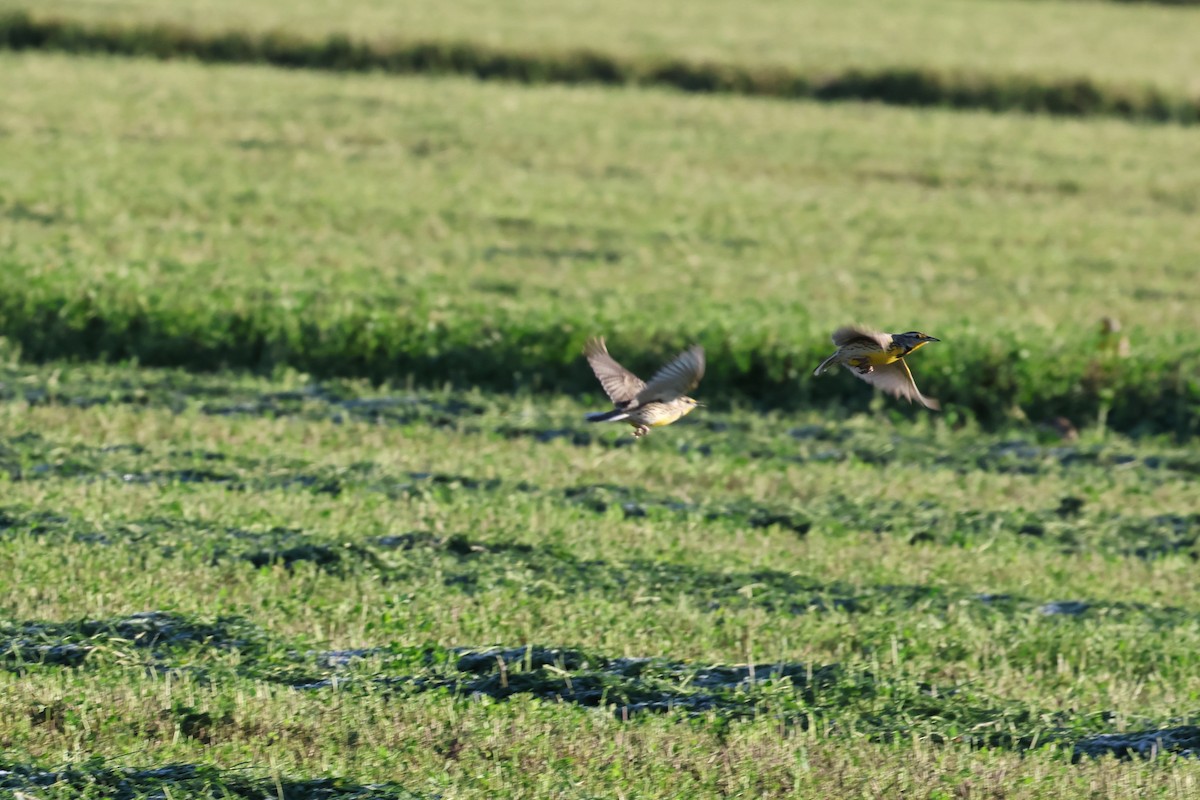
xmin=695 ymin=401 xmax=705 ymax=408
xmin=926 ymin=336 xmax=940 ymax=342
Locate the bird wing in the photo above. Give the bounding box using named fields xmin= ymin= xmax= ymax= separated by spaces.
xmin=584 ymin=337 xmax=645 ymax=405
xmin=831 ymin=325 xmax=892 ymax=350
xmin=845 ymin=359 xmax=939 ymax=410
xmin=635 ymin=345 xmax=705 ymax=404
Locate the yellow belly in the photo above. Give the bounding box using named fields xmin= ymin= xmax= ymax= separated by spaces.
xmin=635 ymin=403 xmax=693 ymax=428
xmin=847 ymin=346 xmax=903 ymax=370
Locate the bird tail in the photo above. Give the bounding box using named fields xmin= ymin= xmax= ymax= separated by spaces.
xmin=917 ymin=394 xmax=941 ymax=412
xmin=586 ymin=409 xmax=629 ymax=423
xmin=812 ymin=353 xmax=839 ymax=376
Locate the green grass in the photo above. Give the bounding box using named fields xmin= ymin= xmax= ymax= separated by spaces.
xmin=1 ymin=361 xmax=1200 ymax=797
xmin=2 ymin=0 xmax=1199 ymax=791
xmin=2 ymin=52 xmax=1199 ymax=433
xmin=3 ymin=11 xmax=1198 ymax=125
xmin=4 ymin=0 xmax=1200 ymax=94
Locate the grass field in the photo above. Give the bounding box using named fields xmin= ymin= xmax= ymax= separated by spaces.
xmin=6 ymin=0 xmax=1200 ymax=94
xmin=2 ymin=52 xmax=1199 ymax=432
xmin=2 ymin=362 xmax=1200 ymax=797
xmin=2 ymin=0 xmax=1200 ymax=795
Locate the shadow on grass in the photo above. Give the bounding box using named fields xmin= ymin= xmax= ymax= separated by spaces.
xmin=6 ymin=365 xmax=1200 ymax=474
xmin=1073 ymin=725 xmax=1200 ymax=761
xmin=3 ymin=502 xmax=1197 ymax=625
xmin=433 ymin=647 xmax=846 ymax=720
xmin=298 ymin=645 xmax=1104 ymax=754
xmin=0 ymin=759 xmax=423 ymax=800
xmin=8 ymin=422 xmax=1198 ymax=562
xmin=0 ymin=611 xmax=268 ymax=670
xmin=2 ymin=609 xmax=1185 ymax=758
xmin=303 ymin=645 xmax=1197 ymax=757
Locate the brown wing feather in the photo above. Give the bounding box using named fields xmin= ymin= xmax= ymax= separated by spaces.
xmin=832 ymin=325 xmax=892 ymax=350
xmin=584 ymin=337 xmax=645 ymax=405
xmin=635 ymin=345 xmax=705 ymax=404
xmin=845 ymin=359 xmax=939 ymax=410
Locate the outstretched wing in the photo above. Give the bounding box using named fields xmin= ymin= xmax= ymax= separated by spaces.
xmin=635 ymin=345 xmax=705 ymax=404
xmin=846 ymin=359 xmax=939 ymax=410
xmin=832 ymin=325 xmax=892 ymax=350
xmin=584 ymin=337 xmax=645 ymax=405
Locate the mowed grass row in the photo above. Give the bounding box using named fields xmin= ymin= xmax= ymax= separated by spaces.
xmin=3 ymin=11 xmax=1199 ymax=124
xmin=2 ymin=363 xmax=1200 ymax=797
xmin=3 ymin=53 xmax=1199 ymax=434
xmin=3 ymin=0 xmax=1199 ymax=95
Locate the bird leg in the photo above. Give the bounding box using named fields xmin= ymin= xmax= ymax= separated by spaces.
xmin=632 ymin=425 xmax=650 ymax=438
xmin=855 ymin=364 xmax=874 ymax=375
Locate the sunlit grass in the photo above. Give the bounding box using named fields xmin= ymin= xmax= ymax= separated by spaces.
xmin=5 ymin=0 xmax=1199 ymax=93
xmin=1 ymin=363 xmax=1198 ymax=798
xmin=2 ymin=53 xmax=1198 ymax=432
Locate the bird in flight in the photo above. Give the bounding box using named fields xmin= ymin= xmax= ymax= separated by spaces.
xmin=813 ymin=325 xmax=940 ymax=410
xmin=583 ymin=337 xmax=706 ymax=437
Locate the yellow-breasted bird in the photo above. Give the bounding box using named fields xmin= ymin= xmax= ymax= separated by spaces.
xmin=813 ymin=325 xmax=941 ymax=410
xmin=583 ymin=337 xmax=705 ymax=438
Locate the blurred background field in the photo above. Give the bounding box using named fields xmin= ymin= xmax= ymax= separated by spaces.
xmin=2 ymin=0 xmax=1200 ymax=797
xmin=6 ymin=0 xmax=1200 ymax=93
xmin=1 ymin=47 xmax=1198 ymax=432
